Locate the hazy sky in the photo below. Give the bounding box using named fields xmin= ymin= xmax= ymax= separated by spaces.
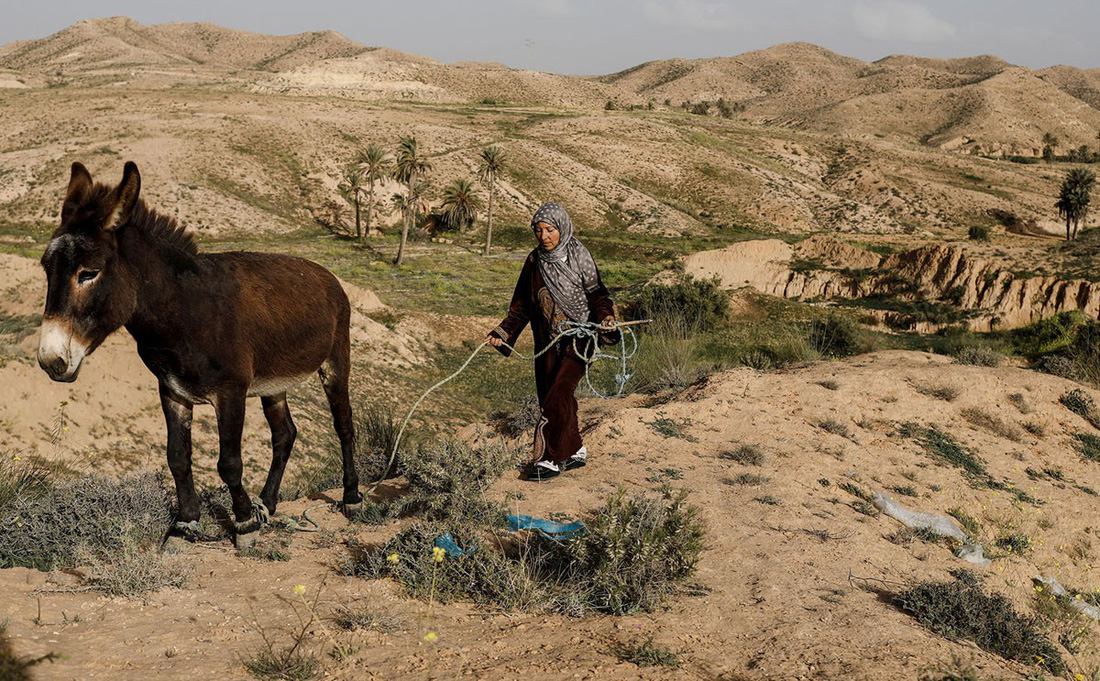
xmin=3 ymin=0 xmax=1098 ymax=75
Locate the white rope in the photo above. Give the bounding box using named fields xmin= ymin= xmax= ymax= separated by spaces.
xmin=363 ymin=320 xmax=647 ymax=496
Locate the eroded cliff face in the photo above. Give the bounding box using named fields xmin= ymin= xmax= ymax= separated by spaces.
xmin=685 ymin=236 xmax=1100 ymax=331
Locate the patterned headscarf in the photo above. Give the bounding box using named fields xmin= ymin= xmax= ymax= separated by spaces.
xmin=531 ymin=202 xmax=600 ymax=324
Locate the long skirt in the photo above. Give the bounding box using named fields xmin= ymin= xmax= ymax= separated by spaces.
xmin=532 ymin=345 xmax=585 ymax=465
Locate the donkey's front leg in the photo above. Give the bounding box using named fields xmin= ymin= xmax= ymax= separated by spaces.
xmin=160 ymin=384 xmax=200 ymax=529
xmin=215 ymin=388 xmax=263 ymax=548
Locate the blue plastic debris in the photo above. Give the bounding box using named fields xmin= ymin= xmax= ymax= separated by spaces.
xmin=506 ymin=514 xmax=586 ymax=540
xmin=434 ymin=532 xmax=475 ymax=556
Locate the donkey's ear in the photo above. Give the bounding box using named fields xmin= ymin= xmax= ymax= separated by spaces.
xmin=104 ymin=161 xmax=141 ymax=232
xmin=66 ymin=162 xmax=93 ymax=202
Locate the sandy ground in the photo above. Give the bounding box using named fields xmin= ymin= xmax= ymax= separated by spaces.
xmin=3 ymin=350 xmax=1100 ymax=679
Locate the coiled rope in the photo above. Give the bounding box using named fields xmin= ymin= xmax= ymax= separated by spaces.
xmin=364 ymin=319 xmax=648 ymax=496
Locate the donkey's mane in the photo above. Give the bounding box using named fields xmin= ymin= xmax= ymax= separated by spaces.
xmin=80 ymin=182 xmax=199 ymax=258
xmin=129 ymin=199 xmax=199 ymax=258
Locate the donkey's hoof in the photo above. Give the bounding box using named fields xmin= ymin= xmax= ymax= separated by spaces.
xmin=235 ymin=530 xmax=260 ymax=552
xmin=341 ymin=501 xmax=363 ymax=518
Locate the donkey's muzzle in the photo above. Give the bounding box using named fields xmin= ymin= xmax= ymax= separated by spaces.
xmin=37 ymin=319 xmax=86 ymax=382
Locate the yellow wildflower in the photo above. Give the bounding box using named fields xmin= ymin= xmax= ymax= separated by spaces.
xmin=433 ymin=546 xmax=446 ymax=564
xmin=387 ymin=553 xmax=400 ymax=564
xmin=293 ymin=584 xmax=306 ymax=596
xmin=424 ymin=632 xmax=438 ymax=642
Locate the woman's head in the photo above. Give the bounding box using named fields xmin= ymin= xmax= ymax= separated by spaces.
xmin=533 ymin=221 xmax=560 ymax=251
xmin=530 ymin=203 xmax=573 ymax=254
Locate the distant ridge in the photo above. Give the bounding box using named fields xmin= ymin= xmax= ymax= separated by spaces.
xmin=2 ymin=18 xmax=1098 ymax=151
xmin=0 ymin=16 xmax=367 ymax=73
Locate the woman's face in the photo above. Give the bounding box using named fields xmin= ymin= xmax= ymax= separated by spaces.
xmin=533 ymin=221 xmax=561 ymax=251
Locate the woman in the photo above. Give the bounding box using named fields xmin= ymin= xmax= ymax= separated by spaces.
xmin=485 ymin=203 xmax=616 ymax=481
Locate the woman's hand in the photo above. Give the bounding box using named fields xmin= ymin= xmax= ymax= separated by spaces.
xmin=599 ymin=315 xmax=616 ymax=329
xmin=484 ymin=334 xmax=503 ymax=348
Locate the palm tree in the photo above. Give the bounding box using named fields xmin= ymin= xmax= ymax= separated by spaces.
xmin=393 ymin=136 xmax=432 ymax=266
xmin=356 ymin=144 xmax=390 ymax=239
xmin=477 ymin=146 xmax=506 ymax=255
xmin=1042 ymin=132 xmax=1059 ymax=162
xmin=337 ymin=164 xmax=366 ymax=238
xmin=389 ymin=178 xmax=430 ymax=265
xmin=440 ymin=178 xmax=483 ymax=233
xmin=1056 ymin=167 xmax=1096 ymax=240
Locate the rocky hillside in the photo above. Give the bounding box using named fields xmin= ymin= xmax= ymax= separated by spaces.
xmin=603 ymin=43 xmax=1100 ymax=153
xmin=684 ymin=235 xmax=1100 ymax=331
xmin=0 ymin=17 xmax=366 ymax=76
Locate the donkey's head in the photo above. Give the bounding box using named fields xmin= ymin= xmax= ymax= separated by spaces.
xmin=38 ymin=161 xmax=142 ymax=382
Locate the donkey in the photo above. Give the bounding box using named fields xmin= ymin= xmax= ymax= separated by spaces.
xmin=37 ymin=161 xmax=363 ymax=547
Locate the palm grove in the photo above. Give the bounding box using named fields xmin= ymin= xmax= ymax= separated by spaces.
xmin=336 ymin=138 xmax=506 ymax=264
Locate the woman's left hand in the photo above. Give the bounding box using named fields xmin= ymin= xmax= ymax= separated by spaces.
xmin=600 ymin=315 xmax=616 ymax=329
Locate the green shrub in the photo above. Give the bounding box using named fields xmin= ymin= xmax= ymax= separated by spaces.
xmin=1072 ymin=432 xmax=1100 ymax=462
xmin=630 ymin=331 xmax=708 ymax=393
xmin=1059 ymin=388 xmax=1100 ymax=429
xmin=953 ymin=347 xmax=1003 ymax=367
xmin=0 ymin=473 xmax=173 ymax=572
xmin=1036 ymin=354 xmax=1081 ymax=380
xmin=349 ymin=489 xmax=705 ymax=616
xmin=967 ymin=225 xmax=991 ymax=242
xmin=702 ymin=321 xmax=818 ymax=370
xmin=347 ymin=437 xmax=517 ymax=526
xmin=1069 ymin=319 xmax=1100 ymax=385
xmin=1011 ymin=311 xmax=1086 ymax=359
xmin=809 ymin=314 xmax=870 ymax=358
xmin=626 ymin=276 xmax=729 ymax=336
xmin=896 ymin=570 xmax=1064 ymax=674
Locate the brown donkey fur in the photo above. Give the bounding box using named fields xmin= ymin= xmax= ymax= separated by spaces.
xmin=37 ymin=161 xmax=363 ymax=545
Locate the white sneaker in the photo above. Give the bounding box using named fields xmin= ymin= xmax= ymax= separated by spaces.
xmin=564 ymin=447 xmax=587 ymax=471
xmin=530 ymin=460 xmax=561 ymax=481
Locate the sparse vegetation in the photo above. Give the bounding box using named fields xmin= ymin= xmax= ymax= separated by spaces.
xmin=347 ymin=488 xmax=705 ymax=616
xmin=616 ymin=635 xmax=683 ymax=668
xmin=719 ymin=444 xmax=764 ymax=465
xmin=1072 ymin=432 xmax=1100 ymax=462
xmin=0 ymin=471 xmax=171 ymax=566
xmin=953 ymin=347 xmax=1003 ymax=367
xmin=967 ymin=224 xmax=990 ymax=242
xmin=330 ymin=605 xmax=407 ymax=633
xmin=959 ymin=407 xmax=1023 ymax=442
xmin=914 ymin=383 xmax=961 ymax=402
xmin=895 ymin=570 xmax=1064 ymax=674
xmin=1060 ymin=388 xmax=1100 ymax=429
xmin=819 ymin=417 xmax=851 ymax=438
xmin=726 ymin=473 xmax=771 ymax=486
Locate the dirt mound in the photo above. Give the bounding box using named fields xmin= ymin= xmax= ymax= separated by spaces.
xmin=685 ymin=236 xmax=1100 ymax=331
xmin=4 ymin=351 xmax=1100 ymax=678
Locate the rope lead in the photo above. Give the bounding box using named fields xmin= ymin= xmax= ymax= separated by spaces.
xmin=365 ymin=320 xmax=646 ymax=495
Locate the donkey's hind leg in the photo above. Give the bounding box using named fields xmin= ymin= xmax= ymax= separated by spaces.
xmin=259 ymin=392 xmax=296 ymax=515
xmin=319 ymin=341 xmax=362 ymax=510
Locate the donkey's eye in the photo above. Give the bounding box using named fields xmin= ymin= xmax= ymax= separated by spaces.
xmin=77 ymin=269 xmax=100 ymax=284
